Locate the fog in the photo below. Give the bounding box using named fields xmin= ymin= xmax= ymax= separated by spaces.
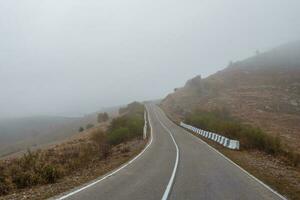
xmin=1 ymin=0 xmax=300 ymax=118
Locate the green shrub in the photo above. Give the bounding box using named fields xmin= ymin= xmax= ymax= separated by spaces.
xmin=119 ymin=102 xmax=144 ymax=116
xmin=185 ymin=109 xmax=283 ymax=155
xmin=0 ymin=102 xmax=145 ymax=196
xmin=107 ymin=102 xmax=144 ymax=145
xmin=108 ymin=128 xmax=130 ymax=145
xmin=109 ymin=117 xmax=128 ymax=131
xmin=127 ymin=116 xmax=143 ymax=139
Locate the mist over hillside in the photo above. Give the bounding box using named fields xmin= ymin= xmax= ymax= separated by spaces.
xmin=231 ymin=40 xmax=300 ymax=69
xmin=1 ymin=1 xmax=300 ymax=119
xmin=0 ymin=106 xmax=120 ymax=157
xmin=0 ymin=116 xmax=91 ymax=157
xmin=161 ymin=41 xmax=300 ymax=152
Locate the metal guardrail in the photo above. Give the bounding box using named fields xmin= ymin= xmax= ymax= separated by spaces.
xmin=180 ymin=122 xmax=240 ymax=150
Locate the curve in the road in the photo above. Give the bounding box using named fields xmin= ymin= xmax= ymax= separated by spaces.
xmin=56 ymin=106 xmax=154 ymax=200
xmin=155 ymin=105 xmax=286 ymax=200
xmin=53 ymin=104 xmax=287 ymax=200
xmin=153 ymin=110 xmax=179 ymax=200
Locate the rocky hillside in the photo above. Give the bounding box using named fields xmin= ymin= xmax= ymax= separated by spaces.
xmin=161 ymin=41 xmax=300 ymax=152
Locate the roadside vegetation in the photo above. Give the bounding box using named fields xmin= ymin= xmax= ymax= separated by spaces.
xmin=0 ymin=102 xmax=145 ymax=196
xmin=185 ymin=108 xmax=299 ymax=166
xmin=78 ymin=126 xmax=84 ymax=132
xmin=86 ymin=123 xmax=94 ymax=129
xmin=108 ymin=102 xmax=144 ymax=145
xmin=97 ymin=112 xmax=109 ymax=123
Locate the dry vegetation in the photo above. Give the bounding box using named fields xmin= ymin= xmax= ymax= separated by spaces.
xmin=161 ymin=67 xmax=300 ymax=153
xmin=160 ymin=44 xmax=300 ymax=199
xmin=162 ymin=100 xmax=300 ymax=199
xmin=185 ymin=109 xmax=299 ymax=167
xmin=0 ymin=131 xmax=104 ymax=196
xmin=0 ymin=102 xmax=146 ymax=199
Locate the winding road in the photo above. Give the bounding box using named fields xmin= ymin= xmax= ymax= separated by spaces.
xmin=54 ymin=103 xmax=285 ymax=200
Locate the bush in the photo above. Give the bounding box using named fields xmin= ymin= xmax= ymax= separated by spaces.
xmin=127 ymin=116 xmax=143 ymax=139
xmin=12 ymin=170 xmax=40 ymax=188
xmin=185 ymin=109 xmax=300 ymax=166
xmin=185 ymin=109 xmax=283 ymax=155
xmin=107 ymin=102 xmax=144 ymax=145
xmin=0 ymin=102 xmax=145 ymax=196
xmin=97 ymin=112 xmax=109 ymax=123
xmin=79 ymin=127 xmax=84 ymax=132
xmin=0 ymin=176 xmax=12 ymax=195
xmin=108 ymin=128 xmax=130 ymax=145
xmin=0 ymin=166 xmax=12 ymax=195
xmin=41 ymin=165 xmax=62 ymax=184
xmin=91 ymin=129 xmax=111 ymax=159
xmin=9 ymin=150 xmax=42 ymax=188
xmin=119 ymin=102 xmax=144 ymax=116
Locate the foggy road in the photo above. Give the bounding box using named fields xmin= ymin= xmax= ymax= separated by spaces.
xmin=54 ymin=104 xmax=285 ymax=200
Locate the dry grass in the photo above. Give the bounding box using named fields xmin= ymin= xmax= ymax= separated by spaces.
xmin=162 ymin=107 xmax=300 ymax=200
xmin=185 ymin=125 xmax=300 ymax=200
xmin=185 ymin=109 xmax=299 ymax=166
xmin=0 ymin=102 xmax=146 ymax=199
xmin=0 ymin=135 xmax=99 ymax=195
xmin=0 ymin=139 xmax=146 ymax=200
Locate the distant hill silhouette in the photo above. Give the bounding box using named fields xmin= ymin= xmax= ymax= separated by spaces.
xmin=0 ymin=115 xmax=96 ymax=157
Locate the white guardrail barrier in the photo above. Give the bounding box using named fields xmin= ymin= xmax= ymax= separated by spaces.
xmin=180 ymin=122 xmax=240 ymax=150
xmin=143 ymin=111 xmax=147 ymax=140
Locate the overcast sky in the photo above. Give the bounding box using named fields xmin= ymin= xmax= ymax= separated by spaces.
xmin=1 ymin=0 xmax=300 ymax=118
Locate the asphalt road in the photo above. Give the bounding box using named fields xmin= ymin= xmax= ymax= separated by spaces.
xmin=55 ymin=103 xmax=285 ymax=200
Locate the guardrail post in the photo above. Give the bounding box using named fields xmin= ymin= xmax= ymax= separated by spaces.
xmin=180 ymin=122 xmax=240 ymax=150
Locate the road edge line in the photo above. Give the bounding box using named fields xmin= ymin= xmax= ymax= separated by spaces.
xmin=153 ymin=108 xmax=179 ymax=200
xmin=155 ymin=105 xmax=286 ymax=200
xmin=172 ymin=120 xmax=287 ymax=200
xmin=56 ymin=105 xmax=154 ymax=200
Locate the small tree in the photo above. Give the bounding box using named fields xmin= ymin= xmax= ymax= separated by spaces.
xmin=97 ymin=112 xmax=109 ymax=123
xmin=78 ymin=127 xmax=84 ymax=132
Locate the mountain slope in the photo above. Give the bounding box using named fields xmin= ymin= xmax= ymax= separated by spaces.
xmin=161 ymin=41 xmax=300 ymax=152
xmin=0 ymin=116 xmax=95 ymax=157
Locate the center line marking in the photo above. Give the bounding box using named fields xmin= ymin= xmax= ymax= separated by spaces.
xmin=153 ymin=106 xmax=179 ymax=200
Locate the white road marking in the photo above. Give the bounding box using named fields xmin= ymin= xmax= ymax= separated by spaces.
xmin=160 ymin=109 xmax=287 ymax=200
xmin=56 ymin=105 xmax=154 ymax=200
xmin=152 ymin=108 xmax=179 ymax=200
